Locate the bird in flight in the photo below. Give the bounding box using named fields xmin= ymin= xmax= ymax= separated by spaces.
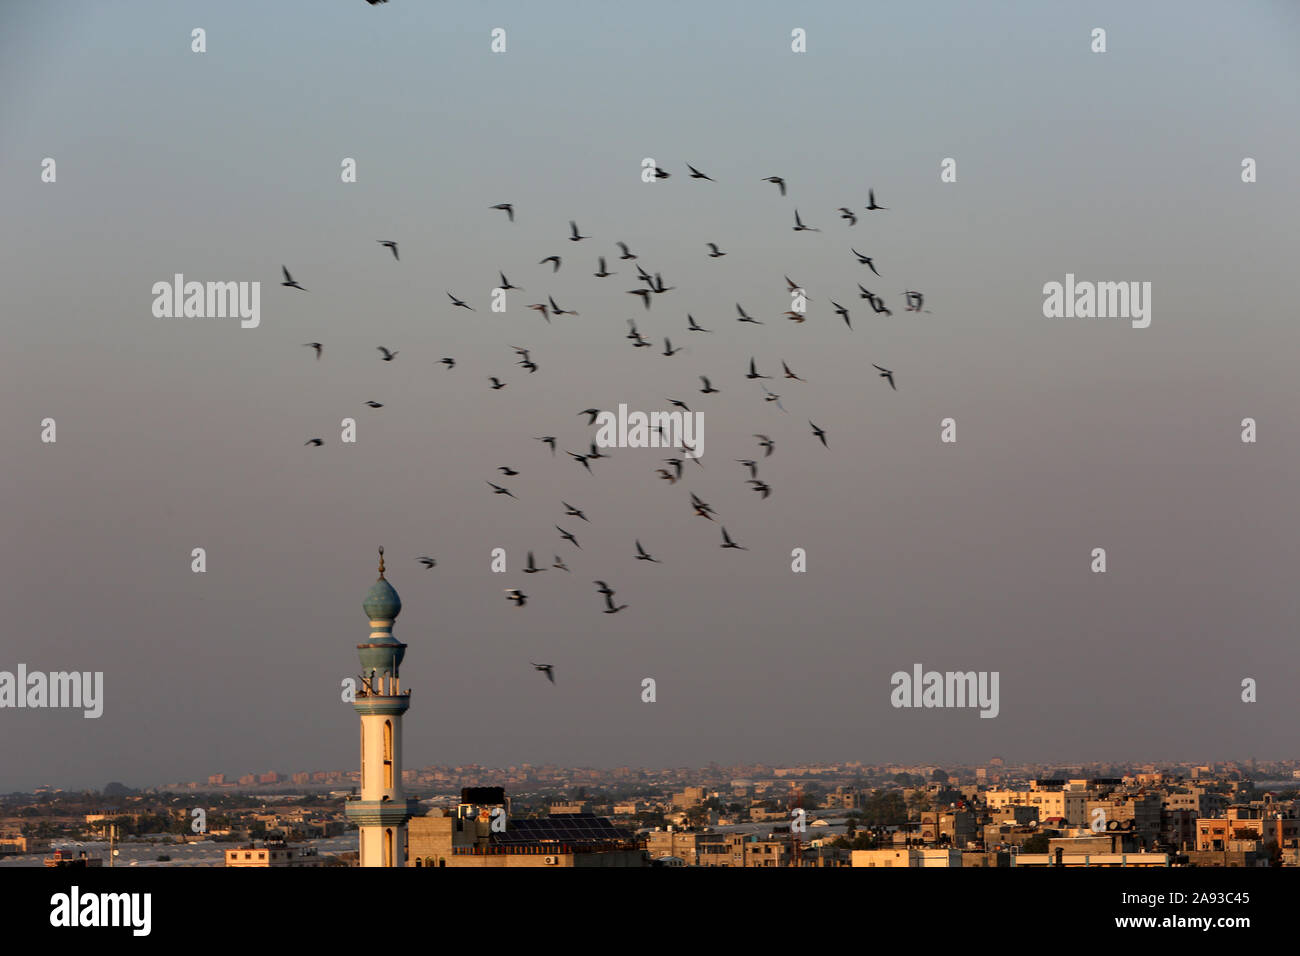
xmin=699 ymin=376 xmax=720 ymax=395
xmin=690 ymin=491 xmax=718 ymax=519
xmin=706 ymin=243 xmax=727 ymax=258
xmin=303 ymin=342 xmax=322 ymax=360
xmin=782 ymin=361 xmax=806 ymax=382
xmin=377 ymin=347 xmax=398 ymax=362
xmin=364 ymin=401 xmax=384 ymax=408
xmin=539 ymin=256 xmax=561 ymax=272
xmin=498 ymin=466 xmax=520 ymax=476
xmin=655 ymin=468 xmax=677 ymax=485
xmin=563 ymin=502 xmax=590 ymax=522
xmin=762 ymin=176 xmax=787 ymax=196
xmin=865 ymin=188 xmax=887 ymax=210
xmin=552 ymin=555 xmax=570 ymax=572
xmin=793 ymin=209 xmax=820 ymax=232
xmin=537 ymin=436 xmax=557 ymax=455
xmin=556 ymin=526 xmax=580 ymax=548
xmin=505 ymin=589 xmax=527 ymax=607
xmin=548 ymin=295 xmax=578 ymax=317
xmin=851 ymin=249 xmax=880 ymax=275
xmin=526 ymin=302 xmax=550 ymax=323
xmin=568 ymin=220 xmax=589 ymax=242
xmin=418 ymin=556 xmax=437 ymax=569
xmin=616 ymin=241 xmax=637 ymax=260
xmin=838 ymin=207 xmax=858 ymax=226
xmin=736 ymin=304 xmax=763 ymax=325
xmin=491 ymin=203 xmax=514 ymax=221
xmin=281 ymin=266 xmax=307 ymax=291
xmin=663 ymin=338 xmax=682 ymax=357
xmin=567 ymin=451 xmax=593 ymax=475
xmin=667 ymin=398 xmax=690 ymax=412
xmin=720 ymin=527 xmax=748 ymax=550
xmin=754 ymin=434 xmax=774 ymax=457
xmin=736 ymin=459 xmax=758 ymax=479
xmin=593 ymin=580 xmax=615 ymax=596
xmin=579 ymin=408 xmax=602 ymax=425
xmin=783 ymin=311 xmax=806 ymax=324
xmin=305 ymin=438 xmax=324 ymax=446
xmin=440 ymin=357 xmax=455 ymax=369
xmin=810 ymin=421 xmax=828 ymax=447
xmin=628 ymin=288 xmax=653 ymax=311
xmin=487 ymin=481 xmax=516 ymax=497
xmin=687 ymin=314 xmax=712 ymax=333
xmin=447 ymin=291 xmax=474 ymax=310
xmin=488 ymin=377 xmax=507 ymax=390
xmin=530 ymin=662 xmax=555 ymax=683
xmin=687 ymin=164 xmax=715 ymax=181
xmin=831 ymin=301 xmax=851 ymax=329
xmin=497 ymin=271 xmax=522 ymax=291
xmin=872 ymin=364 xmax=897 ymax=390
xmin=903 ymin=290 xmax=926 ymax=312
xmin=748 ymin=479 xmax=772 ymax=499
xmin=634 ymin=540 xmax=661 ymax=563
xmin=651 ymin=165 xmax=670 ymax=180
xmin=594 ymin=257 xmax=614 ymax=278
xmin=523 ymin=551 xmax=544 ymax=574
xmin=746 ymin=358 xmax=771 ymax=380
xmin=378 ymin=240 xmax=399 ymax=261
xmin=761 ymin=385 xmax=787 ymax=412
xmin=603 ymin=593 xmax=629 ymax=614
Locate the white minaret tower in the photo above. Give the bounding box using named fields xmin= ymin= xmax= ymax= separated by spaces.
xmin=344 ymin=547 xmax=416 ymax=866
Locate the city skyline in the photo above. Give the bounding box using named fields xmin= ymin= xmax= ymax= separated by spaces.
xmin=3 ymin=1 xmax=1299 ymax=793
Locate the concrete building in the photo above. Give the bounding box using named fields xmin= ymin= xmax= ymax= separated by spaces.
xmin=921 ymin=810 xmax=976 ymax=847
xmin=224 ymin=842 xmax=328 ymax=867
xmin=1012 ymin=851 xmax=1169 ymax=867
xmin=985 ymin=782 xmax=1088 ymax=826
xmin=343 ymin=548 xmax=419 ymax=867
xmin=408 ymin=803 xmax=645 ymax=868
xmin=852 ymin=848 xmax=963 ymax=867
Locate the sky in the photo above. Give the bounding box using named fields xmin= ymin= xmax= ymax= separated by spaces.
xmin=1 ymin=1 xmax=1297 ymax=792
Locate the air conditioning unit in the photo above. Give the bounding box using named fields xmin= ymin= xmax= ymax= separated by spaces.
xmin=543 ymin=855 xmax=559 ymax=865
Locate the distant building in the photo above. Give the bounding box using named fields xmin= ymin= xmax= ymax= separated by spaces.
xmin=852 ymin=848 xmax=962 ymax=868
xmin=409 ymin=804 xmax=644 ymax=868
xmin=1012 ymin=851 xmax=1168 ymax=867
xmin=225 ymin=842 xmax=328 ymax=867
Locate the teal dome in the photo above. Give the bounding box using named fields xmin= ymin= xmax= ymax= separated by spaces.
xmin=362 ymin=548 xmax=401 ymax=620
xmin=363 ymin=577 xmax=401 ymax=621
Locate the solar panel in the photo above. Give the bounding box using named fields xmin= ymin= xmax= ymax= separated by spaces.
xmin=491 ymin=814 xmax=634 ymax=845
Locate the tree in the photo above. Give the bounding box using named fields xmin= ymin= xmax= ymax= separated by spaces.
xmin=1022 ymin=833 xmax=1050 ymax=854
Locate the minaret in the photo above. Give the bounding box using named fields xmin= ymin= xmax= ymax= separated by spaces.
xmin=344 ymin=547 xmax=417 ymax=866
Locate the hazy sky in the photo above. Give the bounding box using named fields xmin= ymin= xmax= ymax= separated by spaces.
xmin=2 ymin=1 xmax=1298 ymax=791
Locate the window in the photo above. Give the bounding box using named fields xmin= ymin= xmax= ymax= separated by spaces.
xmin=384 ymin=720 xmax=394 ymax=789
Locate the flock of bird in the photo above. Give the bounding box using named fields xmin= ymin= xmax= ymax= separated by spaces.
xmin=289 ymin=164 xmax=931 ymax=685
